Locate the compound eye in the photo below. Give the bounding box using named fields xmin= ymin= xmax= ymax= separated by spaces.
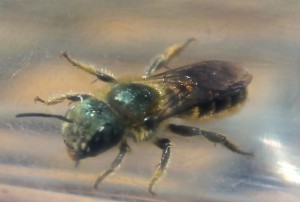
xmin=143 ymin=116 xmax=158 ymax=130
xmin=99 ymin=123 xmax=113 ymax=134
xmin=84 ymin=123 xmax=120 ymax=157
xmin=93 ymin=124 xmax=114 ymax=144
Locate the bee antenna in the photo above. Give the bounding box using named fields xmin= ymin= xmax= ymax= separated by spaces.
xmin=16 ymin=113 xmax=73 ymax=123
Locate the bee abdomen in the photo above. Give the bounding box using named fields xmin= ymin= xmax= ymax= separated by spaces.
xmin=198 ymin=88 xmax=247 ymax=117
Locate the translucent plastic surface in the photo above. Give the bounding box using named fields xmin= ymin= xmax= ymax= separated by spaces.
xmin=1 ymin=1 xmax=300 ymax=201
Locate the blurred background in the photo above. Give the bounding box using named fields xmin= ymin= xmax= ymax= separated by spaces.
xmin=0 ymin=1 xmax=300 ymax=201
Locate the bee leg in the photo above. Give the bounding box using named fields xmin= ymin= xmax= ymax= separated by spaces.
xmin=94 ymin=141 xmax=130 ymax=189
xmin=169 ymin=124 xmax=253 ymax=156
xmin=149 ymin=138 xmax=172 ymax=195
xmin=34 ymin=93 xmax=92 ymax=105
xmin=145 ymin=38 xmax=196 ymax=77
xmin=60 ymin=52 xmax=117 ymax=83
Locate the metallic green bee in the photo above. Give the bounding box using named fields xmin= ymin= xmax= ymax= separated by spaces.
xmin=16 ymin=39 xmax=253 ymax=195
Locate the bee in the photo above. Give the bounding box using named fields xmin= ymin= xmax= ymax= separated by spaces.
xmin=16 ymin=39 xmax=253 ymax=195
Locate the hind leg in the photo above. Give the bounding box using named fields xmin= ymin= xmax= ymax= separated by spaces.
xmin=169 ymin=124 xmax=253 ymax=156
xmin=145 ymin=38 xmax=196 ymax=77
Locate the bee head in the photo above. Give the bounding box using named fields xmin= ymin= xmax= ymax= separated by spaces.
xmin=62 ymin=99 xmax=124 ymax=161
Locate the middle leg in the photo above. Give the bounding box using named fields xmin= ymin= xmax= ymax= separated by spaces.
xmin=149 ymin=138 xmax=172 ymax=195
xmin=60 ymin=52 xmax=117 ymax=83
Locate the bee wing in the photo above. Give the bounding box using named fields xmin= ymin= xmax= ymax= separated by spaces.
xmin=147 ymin=60 xmax=252 ymax=120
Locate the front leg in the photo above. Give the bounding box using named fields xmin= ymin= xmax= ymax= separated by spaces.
xmin=34 ymin=93 xmax=92 ymax=105
xmin=149 ymin=138 xmax=172 ymax=195
xmin=169 ymin=124 xmax=253 ymax=156
xmin=94 ymin=141 xmax=130 ymax=189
